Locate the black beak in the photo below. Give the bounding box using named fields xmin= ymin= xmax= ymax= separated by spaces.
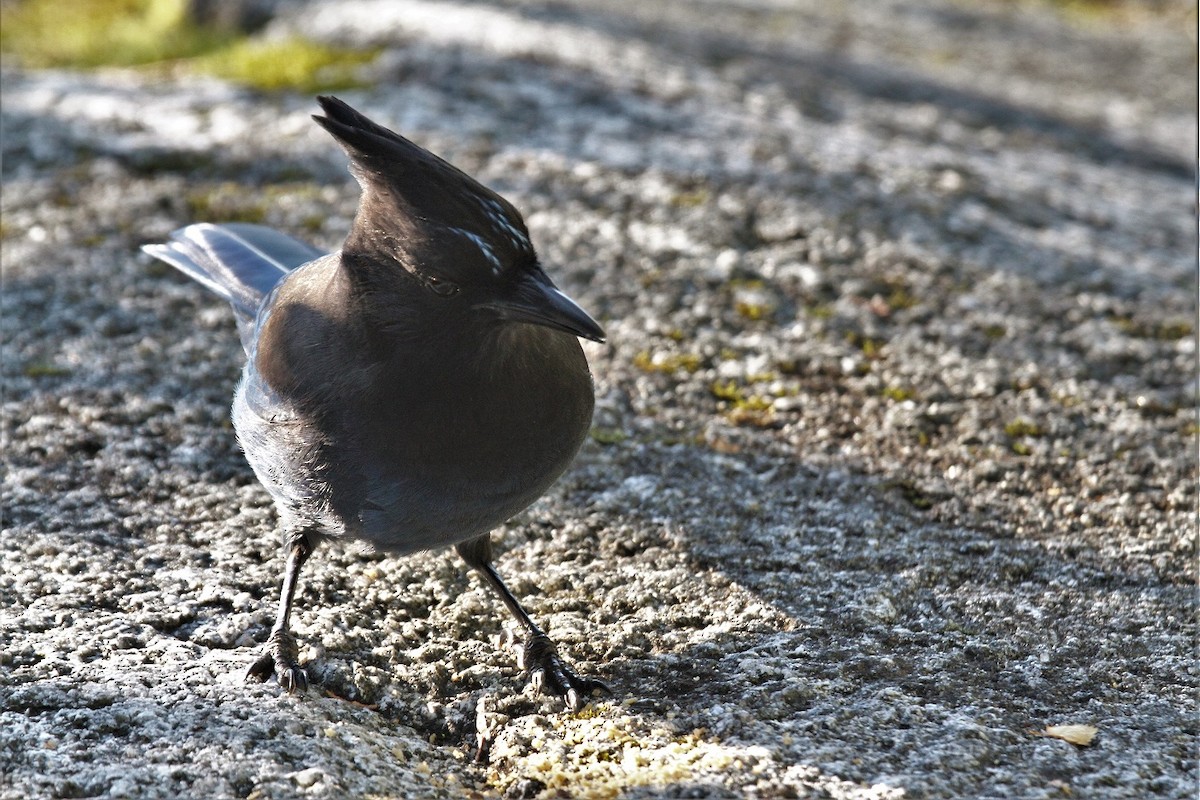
xmin=482 ymin=268 xmax=606 ymax=343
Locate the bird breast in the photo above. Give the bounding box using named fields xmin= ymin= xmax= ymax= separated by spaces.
xmin=349 ymin=323 xmax=595 ymax=551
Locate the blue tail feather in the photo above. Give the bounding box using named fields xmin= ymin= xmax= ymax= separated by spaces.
xmin=142 ymin=223 xmax=326 ymax=349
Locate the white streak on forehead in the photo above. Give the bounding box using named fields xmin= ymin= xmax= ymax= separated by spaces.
xmin=480 ymin=197 xmax=532 ymax=254
xmin=447 ymin=226 xmax=502 ymax=275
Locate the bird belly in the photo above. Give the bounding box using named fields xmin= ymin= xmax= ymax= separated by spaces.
xmin=232 ymin=363 xmax=590 ymax=554
xmin=353 ymin=469 xmax=564 ymax=554
xmin=351 ymin=399 xmax=589 ymax=553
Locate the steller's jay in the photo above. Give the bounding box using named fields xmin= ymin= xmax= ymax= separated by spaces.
xmin=143 ymin=96 xmax=608 ymax=709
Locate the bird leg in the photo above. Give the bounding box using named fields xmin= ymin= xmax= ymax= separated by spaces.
xmin=457 ymin=534 xmax=610 ymax=710
xmin=246 ymin=532 xmax=314 ymax=693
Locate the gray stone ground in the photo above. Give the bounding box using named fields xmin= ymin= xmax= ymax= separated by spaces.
xmin=1 ymin=1 xmax=1196 ymax=798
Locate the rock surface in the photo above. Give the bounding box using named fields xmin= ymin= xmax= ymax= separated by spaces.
xmin=2 ymin=1 xmax=1195 ymax=798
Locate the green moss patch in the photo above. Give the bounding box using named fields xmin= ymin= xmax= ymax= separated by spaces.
xmin=0 ymin=0 xmax=226 ymax=68
xmin=0 ymin=0 xmax=379 ymax=92
xmin=193 ymin=36 xmax=380 ymax=94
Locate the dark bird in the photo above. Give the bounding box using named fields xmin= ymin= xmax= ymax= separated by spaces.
xmin=143 ymin=96 xmax=608 ymax=709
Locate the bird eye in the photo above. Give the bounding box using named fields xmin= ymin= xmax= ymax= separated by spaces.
xmin=424 ymin=275 xmax=460 ymax=297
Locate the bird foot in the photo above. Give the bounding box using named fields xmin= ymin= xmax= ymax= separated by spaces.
xmin=516 ymin=633 xmax=610 ymax=711
xmin=246 ymin=630 xmax=309 ymax=694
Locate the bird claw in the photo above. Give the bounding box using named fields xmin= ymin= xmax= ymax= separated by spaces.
xmin=519 ymin=633 xmax=610 ymax=710
xmin=246 ymin=630 xmax=309 ymax=694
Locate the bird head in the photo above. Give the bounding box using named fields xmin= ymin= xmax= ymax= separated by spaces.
xmin=313 ymin=96 xmax=605 ymax=343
